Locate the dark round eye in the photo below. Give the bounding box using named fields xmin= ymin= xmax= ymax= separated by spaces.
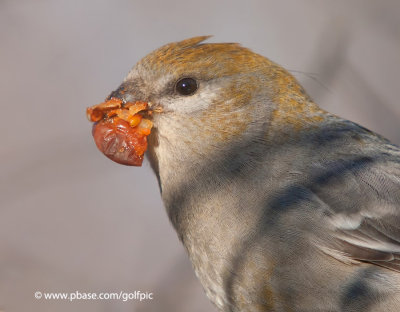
xmin=175 ymin=78 xmax=198 ymax=96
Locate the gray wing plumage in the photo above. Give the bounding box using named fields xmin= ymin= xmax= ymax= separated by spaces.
xmin=309 ymin=133 xmax=400 ymax=272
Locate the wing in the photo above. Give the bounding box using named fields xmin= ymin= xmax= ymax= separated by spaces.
xmin=309 ymin=139 xmax=400 ymax=272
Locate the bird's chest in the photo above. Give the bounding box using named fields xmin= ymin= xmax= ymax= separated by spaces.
xmin=157 ymin=151 xmax=270 ymax=310
xmin=164 ymin=188 xmax=244 ymax=310
xmin=183 ymin=232 xmax=230 ymax=311
xmin=169 ymin=195 xmax=263 ymax=311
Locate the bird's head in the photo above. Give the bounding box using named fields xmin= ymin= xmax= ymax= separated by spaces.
xmin=93 ymin=36 xmax=326 ymax=185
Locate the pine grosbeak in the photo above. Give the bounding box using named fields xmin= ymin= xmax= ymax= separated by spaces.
xmin=88 ymin=37 xmax=400 ymax=312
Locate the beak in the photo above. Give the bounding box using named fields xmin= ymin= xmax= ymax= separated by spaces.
xmin=106 ymin=85 xmax=129 ymax=102
xmin=106 ymin=84 xmax=161 ymax=114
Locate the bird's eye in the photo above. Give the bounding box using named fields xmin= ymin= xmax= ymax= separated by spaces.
xmin=175 ymin=78 xmax=198 ymax=96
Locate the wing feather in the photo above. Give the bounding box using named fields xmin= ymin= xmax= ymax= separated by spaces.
xmin=311 ymin=141 xmax=400 ymax=272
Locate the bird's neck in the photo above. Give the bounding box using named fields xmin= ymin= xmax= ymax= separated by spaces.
xmin=149 ymin=131 xmax=273 ymax=309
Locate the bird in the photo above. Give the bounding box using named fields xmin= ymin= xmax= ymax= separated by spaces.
xmin=97 ymin=36 xmax=400 ymax=311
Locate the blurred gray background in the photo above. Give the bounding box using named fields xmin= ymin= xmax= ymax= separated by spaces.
xmin=0 ymin=0 xmax=399 ymax=311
